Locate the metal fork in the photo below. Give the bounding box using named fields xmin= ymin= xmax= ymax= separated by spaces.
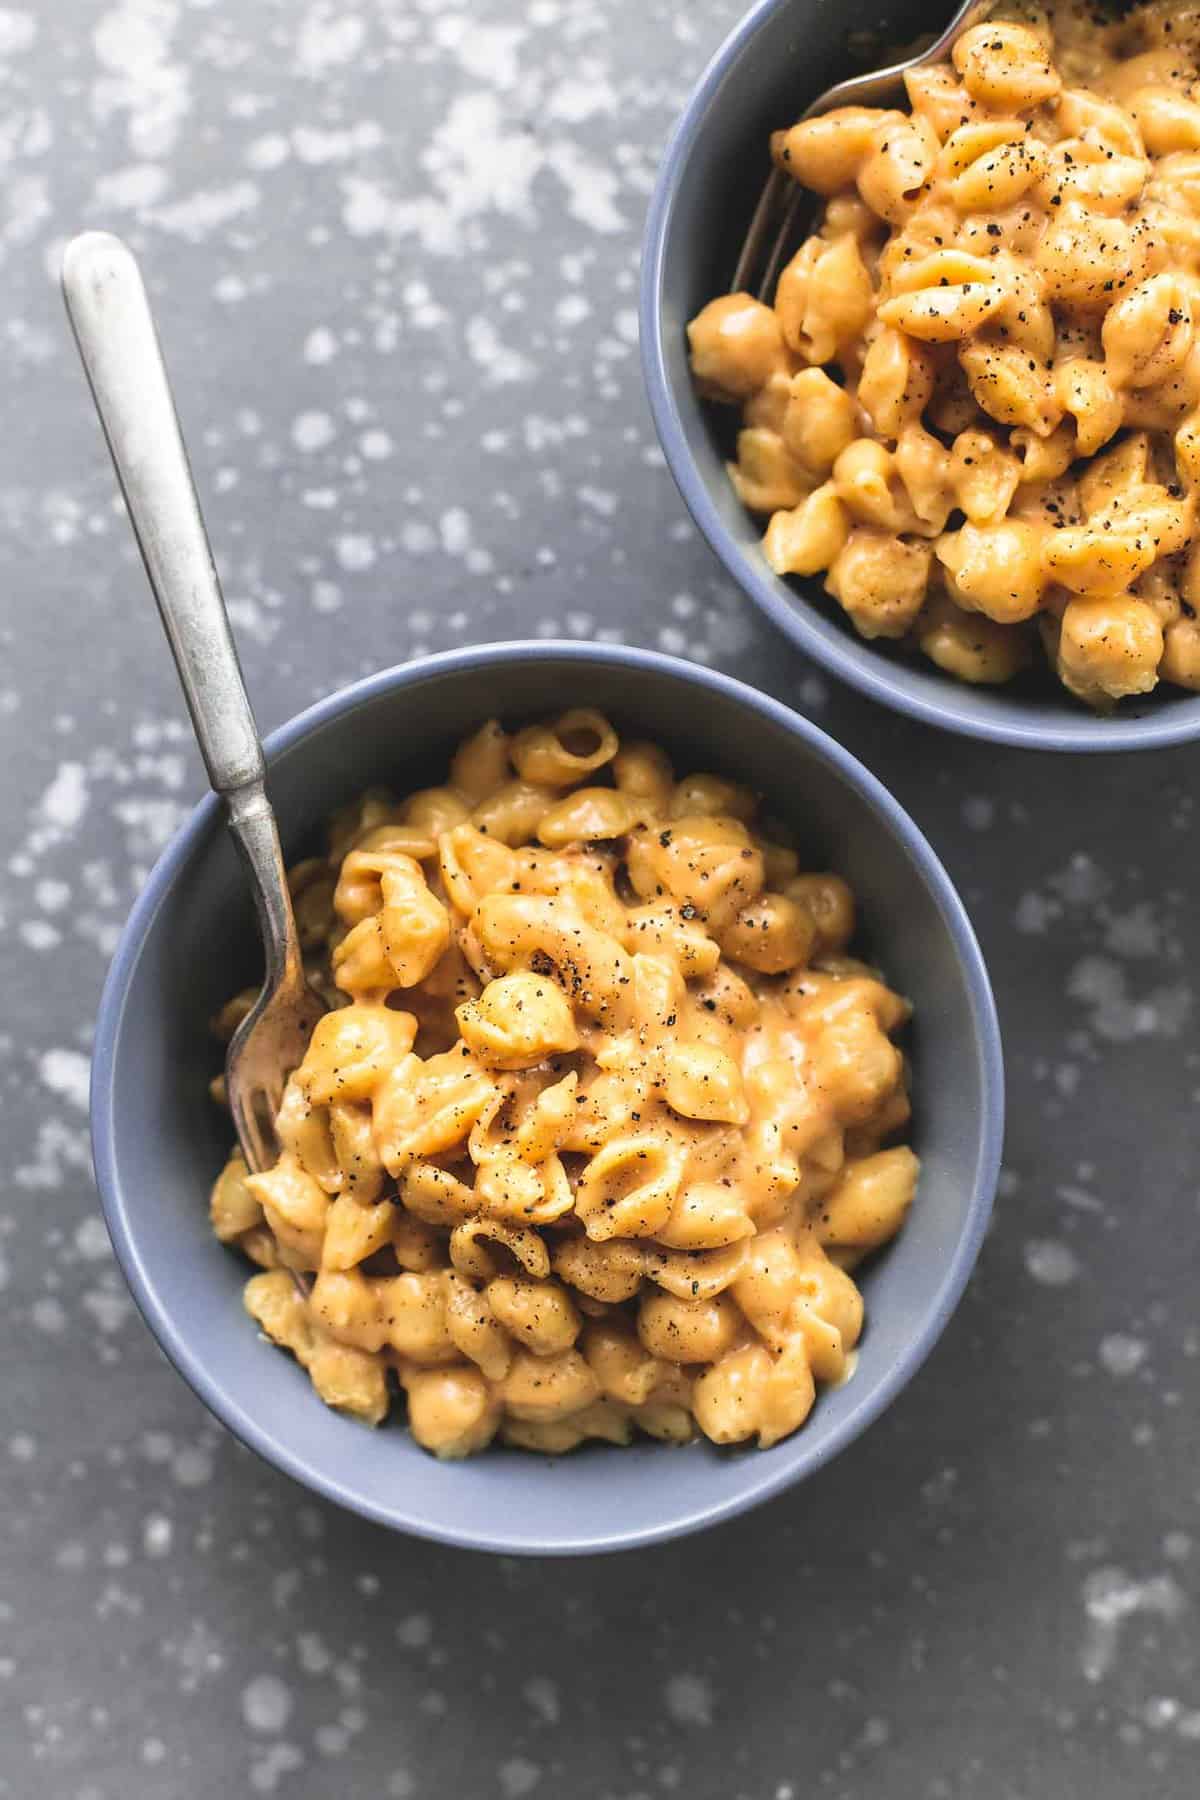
xmin=61 ymin=231 xmax=326 ymax=1178
xmin=731 ymin=0 xmax=995 ymax=299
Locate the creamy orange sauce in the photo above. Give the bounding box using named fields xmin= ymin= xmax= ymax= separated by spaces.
xmin=689 ymin=0 xmax=1200 ymax=707
xmin=209 ymin=712 xmax=918 ymax=1457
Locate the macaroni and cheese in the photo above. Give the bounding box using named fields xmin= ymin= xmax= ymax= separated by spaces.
xmin=209 ymin=712 xmax=918 ymax=1458
xmin=688 ymin=0 xmax=1200 ymax=706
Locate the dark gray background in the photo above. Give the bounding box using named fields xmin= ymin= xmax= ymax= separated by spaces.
xmin=2 ymin=2 xmax=1198 ymax=1795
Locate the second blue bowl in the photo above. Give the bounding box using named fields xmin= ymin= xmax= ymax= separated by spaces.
xmin=640 ymin=0 xmax=1200 ymax=751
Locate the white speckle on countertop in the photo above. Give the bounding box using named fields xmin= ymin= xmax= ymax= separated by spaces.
xmin=92 ymin=1 xmax=190 ymax=159
xmin=296 ymin=5 xmax=365 ymax=77
xmin=34 ymin=878 xmax=70 ymax=912
xmin=395 ymin=1613 xmax=432 ymax=1650
xmin=40 ymin=762 xmax=88 ymax=832
xmin=74 ymin=1216 xmax=110 ymax=1261
xmin=303 ymin=325 xmax=338 ymax=364
xmin=311 ymin=578 xmax=342 ymax=612
xmin=291 ymin=410 xmax=336 ymax=452
xmin=242 ymin=1673 xmax=294 ymax=1734
xmin=1080 ymin=1568 xmax=1186 ymax=1682
xmin=38 ymin=1049 xmax=91 ymax=1111
xmin=498 ymin=1757 xmax=541 ymax=1797
xmin=81 ymin=1285 xmax=132 ymax=1335
xmin=140 ymin=1511 xmax=173 ymax=1559
xmin=293 ymin=120 xmax=382 ymax=166
xmin=664 ymin=1673 xmax=713 ymax=1727
xmin=150 ymin=179 xmax=260 ymax=241
xmin=1099 ymin=1334 xmax=1148 ymax=1378
xmin=93 ymin=162 xmax=168 ymax=209
xmin=465 ymin=314 xmax=535 ymax=385
xmin=543 ymin=139 xmax=626 ymax=234
xmin=522 ymin=1676 xmax=561 ymax=1724
xmin=171 ymin=1444 xmax=214 ymax=1489
xmin=0 ymin=9 xmax=36 ymax=57
xmin=249 ymin=1742 xmax=305 ymax=1793
xmin=1015 ymin=890 xmax=1055 ymax=934
xmin=340 ymin=88 xmax=628 ymax=259
xmin=1068 ymin=956 xmax=1191 ymax=1044
xmin=19 ymin=920 xmax=61 ymax=951
xmin=1024 ymin=1240 xmax=1080 ymax=1287
xmin=31 ymin=1296 xmax=68 ymax=1335
xmin=334 ymin=533 xmax=376 ymax=571
xmin=245 ymin=132 xmax=290 ymax=172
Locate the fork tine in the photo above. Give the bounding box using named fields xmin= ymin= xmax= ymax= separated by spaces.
xmin=253 ymin=1089 xmax=280 ymax=1157
xmin=242 ymin=1109 xmax=266 ymax=1176
xmin=757 ymin=183 xmax=807 ymax=302
xmin=731 ymin=165 xmax=789 ymax=295
xmin=231 ymin=1083 xmax=272 ymax=1175
xmin=230 ymin=1080 xmax=310 ymax=1297
xmin=729 ymin=0 xmax=999 ymax=299
xmin=731 ymin=166 xmax=813 ymax=304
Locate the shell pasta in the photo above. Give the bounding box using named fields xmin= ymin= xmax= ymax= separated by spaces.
xmin=688 ymin=0 xmax=1200 ymax=707
xmin=209 ymin=712 xmax=918 ymax=1458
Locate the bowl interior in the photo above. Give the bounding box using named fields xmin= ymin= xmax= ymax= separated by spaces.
xmin=643 ymin=0 xmax=1200 ymax=749
xmin=95 ymin=647 xmax=1000 ymax=1552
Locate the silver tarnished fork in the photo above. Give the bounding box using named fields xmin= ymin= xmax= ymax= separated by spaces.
xmin=731 ymin=0 xmax=996 ymax=301
xmin=61 ymin=231 xmax=326 ymax=1180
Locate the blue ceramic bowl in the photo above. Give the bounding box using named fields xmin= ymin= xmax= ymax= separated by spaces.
xmin=640 ymin=0 xmax=1200 ymax=752
xmin=91 ymin=643 xmax=1003 ymax=1554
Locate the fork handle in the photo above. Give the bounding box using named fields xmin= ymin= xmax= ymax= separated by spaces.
xmin=225 ymin=782 xmax=306 ymax=988
xmin=61 ymin=231 xmax=264 ymax=798
xmin=62 ymin=231 xmax=304 ymax=988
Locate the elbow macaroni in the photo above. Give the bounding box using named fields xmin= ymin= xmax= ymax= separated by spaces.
xmin=688 ymin=0 xmax=1200 ymax=707
xmin=210 ymin=713 xmax=919 ymax=1457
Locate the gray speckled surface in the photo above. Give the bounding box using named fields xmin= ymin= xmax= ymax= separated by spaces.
xmin=3 ymin=2 xmax=1199 ymax=1795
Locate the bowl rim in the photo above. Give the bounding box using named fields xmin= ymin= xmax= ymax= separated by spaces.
xmin=90 ymin=639 xmax=1005 ymax=1554
xmin=638 ymin=0 xmax=1200 ymax=754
